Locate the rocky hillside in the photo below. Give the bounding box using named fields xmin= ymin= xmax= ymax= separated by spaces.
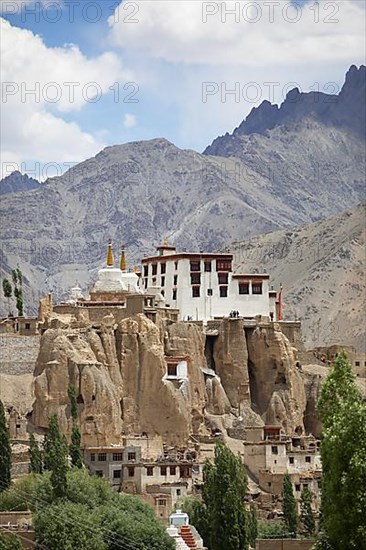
xmin=229 ymin=203 xmax=366 ymax=351
xmin=0 ymin=65 xmax=364 ymax=323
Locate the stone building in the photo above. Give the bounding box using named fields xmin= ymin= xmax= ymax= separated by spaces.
xmin=83 ymin=436 xmax=200 ymax=520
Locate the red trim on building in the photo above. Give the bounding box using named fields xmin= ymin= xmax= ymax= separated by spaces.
xmin=142 ymin=253 xmax=233 ymax=263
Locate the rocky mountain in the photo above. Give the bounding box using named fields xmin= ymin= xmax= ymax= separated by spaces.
xmin=228 ymin=202 xmax=366 ymax=351
xmin=0 ymin=65 xmax=364 ymax=330
xmin=0 ymin=170 xmax=41 ymax=195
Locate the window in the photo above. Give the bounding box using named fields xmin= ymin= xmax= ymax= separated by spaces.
xmin=317 ymin=481 xmax=322 ymax=489
xmin=190 ymin=261 xmax=200 ymax=272
xmin=152 ymin=277 xmax=156 ymax=285
xmin=268 ymin=482 xmax=271 ymax=488
xmin=144 ymin=278 xmax=148 ymax=289
xmin=216 ymin=259 xmax=231 ymax=271
xmin=176 ymin=489 xmax=181 ymax=496
xmin=160 ymin=263 xmax=166 ymax=274
xmin=295 ymin=484 xmax=301 ymax=491
xmin=128 ymin=452 xmax=136 ymax=461
xmin=173 ymin=275 xmax=178 ymax=286
xmin=167 ymin=364 xmax=177 ymax=377
xmin=174 ymin=261 xmax=178 ymax=270
xmin=239 ymin=282 xmax=249 ymax=295
xmin=218 ymin=272 xmax=228 ymax=284
xmin=113 ymin=453 xmax=123 ymax=461
xmin=25 ymin=323 xmax=31 ymax=330
xmin=303 ymin=483 xmax=308 ymax=489
xmin=157 ymin=499 xmax=167 ymax=506
xmin=192 ymin=286 xmax=200 ymax=298
xmin=152 ymin=264 xmax=157 ymax=276
xmin=128 ymin=467 xmax=135 ymax=477
xmin=170 ymin=466 xmax=176 ymax=475
xmin=98 ymin=453 xmax=107 ymax=462
xmin=160 ymin=466 xmax=167 ymax=476
xmin=191 ymin=273 xmax=201 ymax=285
xmin=161 ymin=276 xmax=165 ymax=287
xmin=90 ymin=453 xmax=95 ymax=462
xmin=271 ymin=446 xmax=278 ymax=455
xmin=204 ymin=261 xmax=212 ymax=272
xmin=252 ymin=282 xmax=263 ymax=295
xmin=355 ymin=361 xmax=360 ymax=366
xmin=172 ymin=289 xmax=177 ymax=300
xmin=207 ymin=288 xmax=213 ymax=296
xmin=289 ymin=456 xmax=294 ymax=464
xmin=143 ymin=265 xmax=148 ymax=277
xmin=161 ymin=290 xmax=165 ymax=297
xmin=146 ymin=466 xmax=154 ymax=476
xmin=219 ymin=286 xmax=228 ymax=298
xmin=305 ymin=456 xmax=311 ymax=463
xmin=96 ymin=470 xmax=103 ymax=478
xmin=113 ymin=470 xmax=122 ymax=479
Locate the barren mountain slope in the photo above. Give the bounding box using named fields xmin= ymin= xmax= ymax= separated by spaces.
xmin=229 ymin=203 xmax=366 ymax=351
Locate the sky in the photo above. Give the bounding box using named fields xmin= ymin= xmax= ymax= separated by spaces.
xmin=0 ymin=0 xmax=365 ymax=180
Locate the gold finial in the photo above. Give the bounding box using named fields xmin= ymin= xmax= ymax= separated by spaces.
xmin=106 ymin=239 xmax=114 ymax=267
xmin=120 ymin=245 xmax=126 ymax=271
xmin=163 ymin=238 xmax=168 ymax=246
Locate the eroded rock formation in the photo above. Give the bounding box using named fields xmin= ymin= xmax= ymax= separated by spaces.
xmin=32 ymin=314 xmax=315 ymax=445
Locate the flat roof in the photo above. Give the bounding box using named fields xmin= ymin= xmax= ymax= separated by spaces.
xmin=142 ymin=252 xmax=233 ymax=263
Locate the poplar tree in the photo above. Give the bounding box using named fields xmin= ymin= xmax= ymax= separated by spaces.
xmin=317 ymin=351 xmax=366 ymax=549
xmin=43 ymin=415 xmax=68 ymax=498
xmin=201 ymin=441 xmax=249 ymax=550
xmin=29 ymin=434 xmax=43 ymax=474
xmin=68 ymin=385 xmax=83 ymax=468
xmin=0 ymin=400 xmax=11 ymax=492
xmin=282 ymin=474 xmax=297 ymax=536
xmin=300 ymin=487 xmax=315 ymax=537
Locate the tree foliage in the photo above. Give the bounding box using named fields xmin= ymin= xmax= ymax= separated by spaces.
xmin=29 ymin=434 xmax=43 ymax=475
xmin=68 ymin=385 xmax=78 ymax=421
xmin=0 ymin=400 xmax=11 ymax=493
xmin=282 ymin=474 xmax=297 ymax=536
xmin=198 ymin=441 xmax=249 ymax=550
xmin=43 ymin=415 xmax=68 ymax=498
xmin=300 ymin=487 xmax=315 ymax=537
xmin=69 ymin=425 xmax=83 ymax=469
xmin=317 ymin=351 xmax=366 ymax=550
xmin=2 ymin=279 xmax=12 ymax=299
xmin=0 ymin=532 xmax=23 ymax=550
xmin=257 ymin=521 xmax=290 ymax=539
xmin=10 ymin=268 xmax=23 ymax=316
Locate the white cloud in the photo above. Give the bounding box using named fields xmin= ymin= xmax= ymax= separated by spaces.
xmin=109 ymin=0 xmax=365 ymax=67
xmin=123 ymin=113 xmax=137 ymax=128
xmin=0 ymin=17 xmax=128 ymax=178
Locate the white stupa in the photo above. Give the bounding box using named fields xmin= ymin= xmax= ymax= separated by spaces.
xmin=92 ymin=242 xmax=141 ymax=294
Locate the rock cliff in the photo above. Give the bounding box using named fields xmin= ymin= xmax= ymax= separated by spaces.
xmin=32 ymin=313 xmax=314 ymax=446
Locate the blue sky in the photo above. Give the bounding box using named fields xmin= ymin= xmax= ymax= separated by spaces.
xmin=1 ymin=0 xmax=365 ymax=179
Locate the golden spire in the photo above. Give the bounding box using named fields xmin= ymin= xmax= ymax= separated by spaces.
xmin=163 ymin=238 xmax=168 ymax=246
xmin=106 ymin=239 xmax=114 ymax=267
xmin=120 ymin=245 xmax=126 ymax=271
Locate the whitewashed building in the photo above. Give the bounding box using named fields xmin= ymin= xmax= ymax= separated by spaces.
xmin=142 ymin=243 xmax=276 ymax=321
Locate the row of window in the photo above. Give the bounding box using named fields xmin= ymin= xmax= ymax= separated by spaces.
xmin=272 ymin=446 xmax=313 ymax=464
xmin=90 ymin=451 xmax=136 ymax=462
xmin=144 ymin=259 xmax=233 ymax=277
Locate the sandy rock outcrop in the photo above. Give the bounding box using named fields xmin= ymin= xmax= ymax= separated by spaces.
xmin=213 ymin=319 xmax=250 ymax=410
xmin=246 ymin=323 xmax=306 ymax=433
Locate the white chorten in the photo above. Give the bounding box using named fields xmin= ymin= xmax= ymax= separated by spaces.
xmin=92 ymin=241 xmax=141 ymax=294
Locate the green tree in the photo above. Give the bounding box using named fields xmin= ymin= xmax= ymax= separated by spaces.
xmin=300 ymin=487 xmax=315 ymax=537
xmin=199 ymin=441 xmax=249 ymax=550
xmin=29 ymin=434 xmax=43 ymax=474
xmin=248 ymin=504 xmax=258 ymax=547
xmin=0 ymin=400 xmax=11 ymax=493
xmin=2 ymin=279 xmax=12 ymax=316
xmin=43 ymin=415 xmax=68 ymax=498
xmin=68 ymin=385 xmax=78 ymax=421
xmin=317 ymin=351 xmax=366 ymax=550
xmin=11 ymin=268 xmax=23 ymax=317
xmin=282 ymin=474 xmax=297 ymax=536
xmin=34 ymin=501 xmax=107 ymax=550
xmin=0 ymin=532 xmax=23 ymax=550
xmin=69 ymin=425 xmax=83 ymax=469
xmin=257 ymin=521 xmax=289 ymax=539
